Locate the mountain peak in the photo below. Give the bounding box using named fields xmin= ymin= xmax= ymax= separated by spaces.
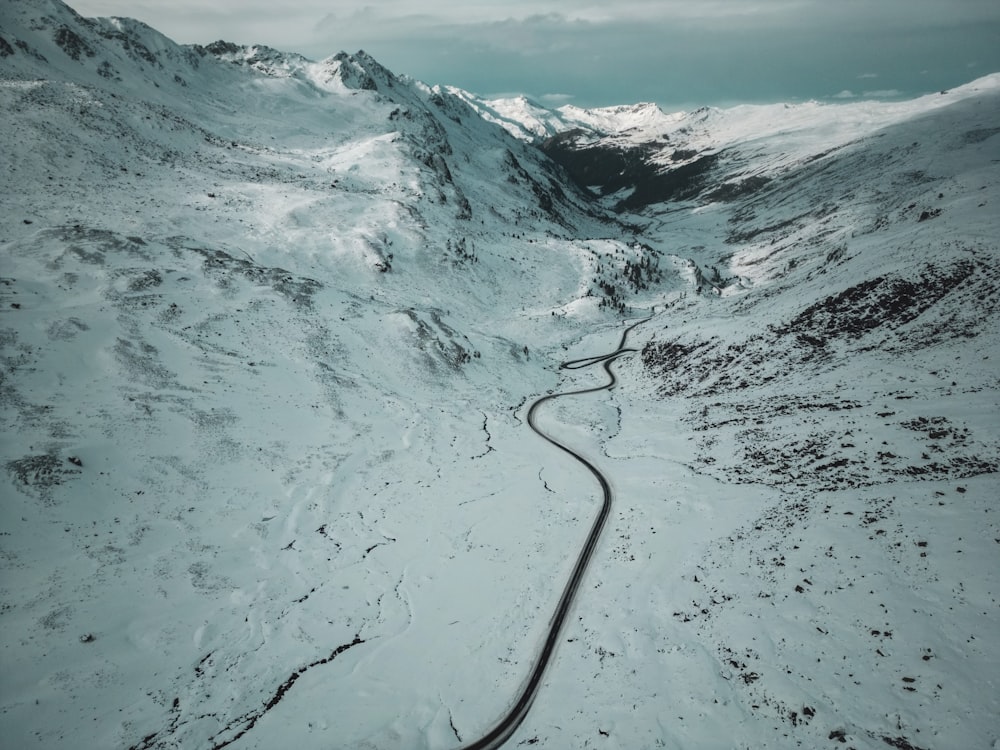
xmin=322 ymin=49 xmax=400 ymax=91
xmin=1 ymin=0 xmax=202 ymax=82
xmin=202 ymin=40 xmax=311 ymax=77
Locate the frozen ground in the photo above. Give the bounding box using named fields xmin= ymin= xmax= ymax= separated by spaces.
xmin=1 ymin=2 xmax=998 ymax=749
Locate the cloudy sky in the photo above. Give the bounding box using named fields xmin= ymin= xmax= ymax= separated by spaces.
xmin=71 ymin=0 xmax=1000 ymax=109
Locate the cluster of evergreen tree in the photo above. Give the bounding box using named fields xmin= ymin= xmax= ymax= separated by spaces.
xmin=588 ymin=245 xmax=663 ymax=313
xmin=445 ymin=237 xmax=478 ymax=265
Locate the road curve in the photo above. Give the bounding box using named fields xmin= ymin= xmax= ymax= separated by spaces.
xmin=455 ymin=317 xmax=650 ymax=750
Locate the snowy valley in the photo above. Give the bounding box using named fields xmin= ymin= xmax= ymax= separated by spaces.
xmin=1 ymin=2 xmax=999 ymax=749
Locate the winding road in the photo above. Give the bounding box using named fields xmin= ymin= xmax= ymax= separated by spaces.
xmin=456 ymin=316 xmax=650 ymax=750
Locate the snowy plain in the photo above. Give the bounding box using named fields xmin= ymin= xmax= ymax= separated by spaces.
xmin=1 ymin=2 xmax=999 ymax=749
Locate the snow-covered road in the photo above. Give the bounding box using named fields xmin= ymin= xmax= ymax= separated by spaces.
xmin=460 ymin=318 xmax=649 ymax=749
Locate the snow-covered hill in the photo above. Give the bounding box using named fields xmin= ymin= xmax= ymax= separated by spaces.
xmin=2 ymin=2 xmax=998 ymax=749
xmin=558 ymin=78 xmax=1000 ymax=750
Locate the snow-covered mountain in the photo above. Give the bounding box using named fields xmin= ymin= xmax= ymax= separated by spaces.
xmin=467 ymin=84 xmax=1000 ymax=214
xmin=2 ymin=2 xmax=998 ymax=749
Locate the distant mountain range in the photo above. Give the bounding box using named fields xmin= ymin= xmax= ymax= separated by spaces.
xmin=2 ymin=2 xmax=998 ymax=749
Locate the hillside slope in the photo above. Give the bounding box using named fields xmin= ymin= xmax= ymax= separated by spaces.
xmin=0 ymin=2 xmax=650 ymax=748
